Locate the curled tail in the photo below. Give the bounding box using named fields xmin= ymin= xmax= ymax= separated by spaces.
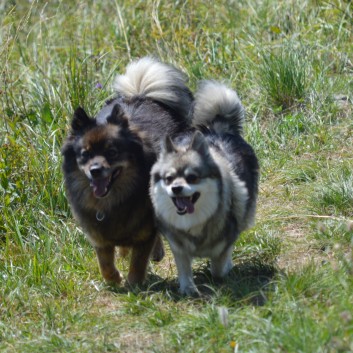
xmin=113 ymin=57 xmax=193 ymax=118
xmin=193 ymin=80 xmax=244 ymax=134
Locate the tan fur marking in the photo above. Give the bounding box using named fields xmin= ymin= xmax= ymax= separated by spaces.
xmin=81 ymin=124 xmax=121 ymax=146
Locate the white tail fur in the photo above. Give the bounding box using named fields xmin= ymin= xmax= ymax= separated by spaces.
xmin=193 ymin=80 xmax=244 ymax=134
xmin=113 ymin=57 xmax=192 ymax=117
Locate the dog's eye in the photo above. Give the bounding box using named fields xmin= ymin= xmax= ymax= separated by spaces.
xmin=81 ymin=150 xmax=90 ymax=159
xmin=186 ymin=174 xmax=199 ymax=184
xmin=106 ymin=148 xmax=118 ymax=158
xmin=164 ymin=175 xmax=174 ymax=185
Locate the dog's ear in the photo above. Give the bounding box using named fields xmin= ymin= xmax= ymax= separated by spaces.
xmin=107 ymin=104 xmax=129 ymax=129
xmin=61 ymin=136 xmax=74 ymax=156
xmin=189 ymin=131 xmax=209 ymax=157
xmin=71 ymin=107 xmax=94 ymax=133
xmin=162 ymin=135 xmax=177 ymax=154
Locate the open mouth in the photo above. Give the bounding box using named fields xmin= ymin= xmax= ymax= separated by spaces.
xmin=172 ymin=192 xmax=200 ymax=215
xmin=90 ymin=167 xmax=122 ymax=198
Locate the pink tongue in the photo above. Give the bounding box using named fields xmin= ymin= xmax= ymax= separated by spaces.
xmin=175 ymin=197 xmax=194 ymax=214
xmin=91 ymin=177 xmax=110 ymax=198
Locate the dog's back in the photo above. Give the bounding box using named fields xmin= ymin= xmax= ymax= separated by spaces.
xmin=113 ymin=57 xmax=193 ymax=118
xmin=97 ymin=57 xmax=193 ymax=150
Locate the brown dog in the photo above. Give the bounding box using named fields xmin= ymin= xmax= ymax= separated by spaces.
xmin=62 ymin=57 xmax=193 ymax=285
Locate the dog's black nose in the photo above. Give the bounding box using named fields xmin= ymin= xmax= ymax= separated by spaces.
xmin=171 ymin=185 xmax=183 ymax=195
xmin=90 ymin=165 xmax=103 ymax=179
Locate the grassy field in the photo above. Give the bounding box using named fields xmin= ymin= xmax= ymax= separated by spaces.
xmin=1 ymin=0 xmax=352 ymax=352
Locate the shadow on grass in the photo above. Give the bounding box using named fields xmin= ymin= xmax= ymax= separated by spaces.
xmin=107 ymin=258 xmax=278 ymax=305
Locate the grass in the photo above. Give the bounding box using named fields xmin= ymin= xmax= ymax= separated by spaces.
xmin=258 ymin=47 xmax=309 ymax=110
xmin=1 ymin=0 xmax=353 ymax=352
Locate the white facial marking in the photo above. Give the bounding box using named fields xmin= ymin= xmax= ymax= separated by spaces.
xmin=152 ymin=177 xmax=219 ymax=232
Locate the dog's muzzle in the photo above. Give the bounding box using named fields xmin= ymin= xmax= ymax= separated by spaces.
xmin=89 ymin=165 xmax=121 ymax=198
xmin=171 ymin=192 xmax=200 ymax=215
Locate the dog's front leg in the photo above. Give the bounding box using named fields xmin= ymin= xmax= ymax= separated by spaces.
xmin=170 ymin=248 xmax=199 ymax=297
xmin=95 ymin=245 xmax=122 ymax=284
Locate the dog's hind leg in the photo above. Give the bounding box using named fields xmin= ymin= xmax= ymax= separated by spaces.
xmin=151 ymin=235 xmax=165 ymax=262
xmin=95 ymin=246 xmax=122 ymax=284
xmin=127 ymin=236 xmax=156 ymax=286
xmin=118 ymin=246 xmax=130 ymax=258
xmin=210 ymin=245 xmax=233 ymax=279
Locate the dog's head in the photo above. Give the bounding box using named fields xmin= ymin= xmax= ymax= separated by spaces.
xmin=62 ymin=104 xmax=144 ymax=200
xmin=151 ymin=131 xmax=221 ymax=230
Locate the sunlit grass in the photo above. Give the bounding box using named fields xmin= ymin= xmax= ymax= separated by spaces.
xmin=258 ymin=46 xmax=309 ymax=111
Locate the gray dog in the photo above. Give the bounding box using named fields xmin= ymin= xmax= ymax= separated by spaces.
xmin=150 ymin=81 xmax=259 ymax=296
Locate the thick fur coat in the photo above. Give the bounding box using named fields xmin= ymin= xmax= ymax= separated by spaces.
xmin=150 ymin=81 xmax=259 ymax=295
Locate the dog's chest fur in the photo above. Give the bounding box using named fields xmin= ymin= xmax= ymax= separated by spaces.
xmin=159 ymin=213 xmax=237 ymax=259
xmin=73 ymin=191 xmax=155 ymax=248
xmin=169 ymin=233 xmax=227 ymax=258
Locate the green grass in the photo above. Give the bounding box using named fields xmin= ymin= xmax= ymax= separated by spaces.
xmin=311 ymin=168 xmax=353 ymax=218
xmin=258 ymin=47 xmax=309 ymax=111
xmin=1 ymin=0 xmax=353 ymax=352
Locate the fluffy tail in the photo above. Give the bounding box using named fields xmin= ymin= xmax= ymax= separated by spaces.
xmin=193 ymin=80 xmax=244 ymax=134
xmin=113 ymin=57 xmax=193 ymax=118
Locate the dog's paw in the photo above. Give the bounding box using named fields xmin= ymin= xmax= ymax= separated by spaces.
xmin=126 ymin=271 xmax=145 ymax=287
xmin=103 ymin=270 xmax=122 ymax=285
xmin=179 ymin=285 xmax=200 ymax=297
